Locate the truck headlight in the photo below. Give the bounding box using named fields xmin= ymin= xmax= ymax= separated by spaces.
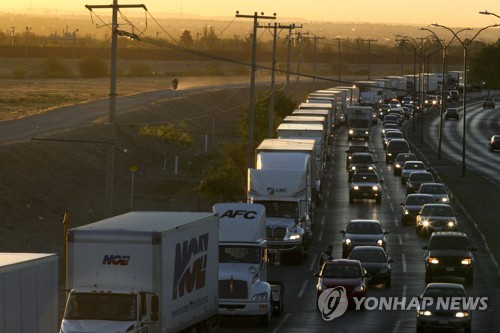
xmin=441 ymin=197 xmax=449 ymax=203
xmin=404 ymin=209 xmax=410 ymax=215
xmin=290 ymin=234 xmax=302 ymax=240
xmin=351 ymin=166 xmax=357 ymax=171
xmin=422 ymin=220 xmax=430 ymax=227
xmin=252 ymin=292 xmax=269 ymax=301
xmin=372 ymin=186 xmax=379 ymax=191
xmin=455 ymin=311 xmax=469 ymax=318
xmin=376 ymin=239 xmax=383 ymax=246
xmin=387 ymin=153 xmax=392 ymax=156
xmin=349 ymin=129 xmax=354 ymax=134
xmin=345 ymin=238 xmax=352 ymax=245
xmin=418 ymin=310 xmax=432 ymax=316
xmin=447 ymin=221 xmax=456 ymax=227
xmin=353 ymin=185 xmax=359 ymax=190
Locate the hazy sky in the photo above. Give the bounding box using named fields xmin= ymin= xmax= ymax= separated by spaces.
xmin=8 ymin=0 xmax=500 ymax=28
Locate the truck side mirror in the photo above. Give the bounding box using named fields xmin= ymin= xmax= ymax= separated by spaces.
xmin=151 ymin=295 xmax=159 ymax=321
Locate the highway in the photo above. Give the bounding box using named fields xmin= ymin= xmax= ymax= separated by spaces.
xmin=218 ymin=113 xmax=500 ymax=332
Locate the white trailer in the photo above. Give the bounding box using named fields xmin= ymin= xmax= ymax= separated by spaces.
xmin=60 ymin=211 xmax=219 ymax=333
xmin=213 ymin=202 xmax=284 ymax=326
xmin=346 ymin=106 xmax=373 ymax=141
xmin=282 ymin=115 xmax=328 ymax=145
xmin=0 ymin=253 xmax=58 ymax=333
xmin=384 ymin=76 xmax=408 ymax=99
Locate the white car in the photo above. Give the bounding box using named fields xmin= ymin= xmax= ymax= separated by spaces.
xmin=401 ymin=161 xmax=428 ymax=185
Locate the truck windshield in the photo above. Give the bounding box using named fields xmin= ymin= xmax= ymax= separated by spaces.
xmin=255 ymin=201 xmax=299 ymax=218
xmin=64 ymin=292 xmax=137 ymax=321
xmin=219 ymin=245 xmax=261 ymax=264
xmin=350 ymin=119 xmax=370 ymax=127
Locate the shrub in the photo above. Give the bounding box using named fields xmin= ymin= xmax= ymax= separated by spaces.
xmin=77 ymin=57 xmax=108 ymax=78
xmin=127 ymin=63 xmax=153 ymax=77
xmin=41 ymin=57 xmax=72 ymax=78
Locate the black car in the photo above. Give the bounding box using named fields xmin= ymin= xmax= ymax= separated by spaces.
xmin=347 ymin=246 xmax=392 ymax=287
xmin=416 ymin=203 xmax=458 ymax=237
xmin=400 ymin=193 xmax=436 ymax=225
xmin=488 ymin=135 xmax=500 ymax=152
xmin=422 ymin=231 xmax=476 ymax=284
xmin=483 ymin=97 xmax=495 ymax=108
xmin=444 ymin=108 xmax=459 ymax=120
xmin=345 ymin=146 xmax=372 ymax=169
xmin=406 ymin=171 xmax=434 ymax=195
xmin=393 ymin=153 xmax=418 ymax=176
xmin=349 ymin=172 xmax=383 ymax=204
xmin=385 ymin=139 xmax=410 ymax=163
xmin=340 ymin=219 xmax=388 ymax=257
xmin=416 ymin=283 xmax=472 ymax=333
xmin=347 ymin=152 xmax=377 ymax=181
xmin=382 ymin=130 xmax=404 ymax=149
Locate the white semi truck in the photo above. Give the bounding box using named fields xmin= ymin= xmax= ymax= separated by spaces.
xmin=213 ymin=203 xmax=284 ymax=326
xmin=247 ymin=168 xmax=312 ymax=264
xmin=60 ymin=211 xmax=219 ymax=333
xmin=0 ymin=253 xmax=59 ymax=333
xmin=346 ymin=106 xmax=373 ymax=141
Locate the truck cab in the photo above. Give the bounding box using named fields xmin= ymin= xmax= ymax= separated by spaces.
xmin=213 ymin=203 xmax=284 ymax=327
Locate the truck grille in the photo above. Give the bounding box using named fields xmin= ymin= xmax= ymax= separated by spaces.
xmin=266 ymin=226 xmax=287 ymax=240
xmin=219 ymin=279 xmax=248 ymax=299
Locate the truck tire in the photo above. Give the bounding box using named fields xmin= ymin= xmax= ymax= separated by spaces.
xmin=271 ymin=283 xmax=285 ymax=316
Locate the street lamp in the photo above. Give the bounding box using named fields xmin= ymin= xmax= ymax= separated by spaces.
xmin=432 ymin=23 xmax=499 ymax=177
xmin=419 ymin=26 xmax=470 ymax=160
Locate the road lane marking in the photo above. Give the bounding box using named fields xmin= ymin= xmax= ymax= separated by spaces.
xmin=402 ymin=284 xmax=407 ymax=298
xmin=318 ymin=230 xmax=324 ymax=242
xmin=398 ymin=234 xmax=403 ymax=245
xmin=394 ymin=217 xmax=399 ymax=227
xmin=309 ymin=254 xmax=318 ymax=272
xmin=401 ymin=253 xmax=407 ymax=273
xmin=297 ymin=279 xmax=308 ymax=298
xmin=272 ymin=312 xmax=291 ymax=333
xmin=321 ymin=216 xmax=326 ymax=226
xmin=392 ymin=321 xmax=401 ymax=333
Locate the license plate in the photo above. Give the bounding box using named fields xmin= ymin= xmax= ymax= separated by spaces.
xmin=445 ymin=267 xmax=455 ymax=272
xmin=439 ymin=319 xmax=449 ymax=324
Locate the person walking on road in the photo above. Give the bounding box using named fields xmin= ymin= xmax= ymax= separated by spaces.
xmin=318 ymin=244 xmax=333 ymax=270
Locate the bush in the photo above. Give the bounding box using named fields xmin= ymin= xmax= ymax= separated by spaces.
xmin=127 ymin=63 xmax=153 ymax=77
xmin=41 ymin=57 xmax=72 ymax=78
xmin=11 ymin=67 xmax=27 ymax=79
xmin=77 ymin=57 xmax=108 ymax=78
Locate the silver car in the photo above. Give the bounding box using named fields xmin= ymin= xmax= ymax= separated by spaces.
xmin=418 ymin=182 xmax=451 ymax=203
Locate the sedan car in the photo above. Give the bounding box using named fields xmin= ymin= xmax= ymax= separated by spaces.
xmin=401 ymin=160 xmax=428 ymax=185
xmin=385 ymin=139 xmax=410 ymax=164
xmin=347 ymin=152 xmax=377 ymax=181
xmin=488 ymin=135 xmax=500 ymax=152
xmin=345 ymin=145 xmax=372 ymax=169
xmin=483 ymin=96 xmax=495 ymax=108
xmin=315 ymin=259 xmax=368 ymax=308
xmin=400 ymin=193 xmax=436 ymax=225
xmin=444 ymin=108 xmax=459 ymax=120
xmin=382 ymin=130 xmax=404 ymax=149
xmin=340 ymin=219 xmax=388 ymax=258
xmin=349 ymin=172 xmax=383 ymax=204
xmin=418 ymin=182 xmax=451 ymax=203
xmin=381 ymin=123 xmax=400 ymax=138
xmin=406 ymin=172 xmax=435 ymax=195
xmin=416 ymin=282 xmax=472 ymax=333
xmin=393 ymin=153 xmax=418 ymax=176
xmin=347 ymin=246 xmax=392 ymax=287
xmin=422 ymin=231 xmax=476 ymax=285
xmin=416 ymin=203 xmax=458 ymax=237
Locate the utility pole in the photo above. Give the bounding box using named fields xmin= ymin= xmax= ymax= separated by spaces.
xmin=311 ymin=34 xmax=324 ymax=92
xmin=333 ymin=36 xmax=346 ymax=83
xmin=86 ymin=1 xmax=146 ymax=217
xmin=10 ymin=27 xmax=15 ymax=46
xmin=362 ymin=37 xmax=378 ymax=80
xmin=295 ymin=31 xmax=309 ymax=97
xmin=25 ymin=26 xmax=31 ymax=59
xmin=236 ymin=11 xmax=276 ymax=169
xmin=284 ymin=24 xmax=301 ymax=95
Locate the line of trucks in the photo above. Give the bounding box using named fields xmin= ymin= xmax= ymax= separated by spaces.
xmin=2 ymin=71 xmax=462 ymax=332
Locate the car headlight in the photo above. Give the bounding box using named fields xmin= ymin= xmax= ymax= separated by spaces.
xmin=418 ymin=310 xmax=432 ymax=316
xmin=441 ymin=197 xmax=449 ymax=203
xmin=376 ymin=239 xmax=383 ymax=246
xmin=354 ymin=284 xmax=365 ymax=293
xmin=353 ymin=185 xmax=359 ymax=190
xmin=404 ymin=209 xmax=410 ymax=215
xmin=455 ymin=311 xmax=470 ymax=318
xmin=461 ymin=258 xmax=472 ymax=265
xmin=372 ymin=185 xmax=379 ymax=191
xmin=351 ymin=166 xmax=357 ymax=171
xmin=422 ymin=220 xmax=430 ymax=227
xmin=345 ymin=238 xmax=352 ymax=245
xmin=387 ymin=153 xmax=392 ymax=156
xmin=395 ymin=163 xmax=401 ymax=168
xmin=289 ymin=234 xmax=302 ymax=240
xmin=427 ymin=257 xmax=439 ymax=264
xmin=447 ymin=221 xmax=456 ymax=227
xmin=349 ymin=129 xmax=354 ymax=134
xmin=365 ymin=131 xmax=369 ymax=135
xmin=252 ymin=292 xmax=269 ymax=301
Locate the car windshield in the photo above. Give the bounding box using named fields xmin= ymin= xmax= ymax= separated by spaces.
xmin=405 ymin=196 xmax=435 ymax=206
xmin=322 ymin=264 xmax=361 ymax=278
xmin=404 ymin=163 xmax=425 ymax=170
xmin=424 ymin=287 xmax=466 ymax=299
xmin=429 ymin=236 xmax=469 ymax=250
xmin=388 ymin=141 xmax=408 ymax=149
xmin=421 ymin=205 xmax=454 ymax=216
xmin=349 ymin=249 xmax=386 ymax=263
xmin=352 ymin=174 xmax=378 ymax=183
xmin=347 ymin=146 xmax=369 ymax=153
xmin=410 ymin=173 xmax=433 ymax=181
xmin=396 ymin=154 xmax=416 ymax=162
xmin=420 ymin=185 xmax=446 ymax=194
xmin=346 ymin=222 xmax=382 ymax=234
xmin=386 ymin=132 xmax=403 ymax=138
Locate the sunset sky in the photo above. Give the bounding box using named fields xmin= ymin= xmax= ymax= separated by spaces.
xmin=6 ymin=0 xmax=500 ymax=28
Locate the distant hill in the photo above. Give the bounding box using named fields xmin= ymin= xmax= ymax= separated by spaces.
xmin=1 ymin=12 xmax=499 ymax=44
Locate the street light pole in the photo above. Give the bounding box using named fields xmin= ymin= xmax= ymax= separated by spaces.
xmin=432 ymin=22 xmax=499 ymax=177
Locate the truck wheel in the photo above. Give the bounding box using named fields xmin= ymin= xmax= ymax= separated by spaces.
xmin=273 ymin=284 xmax=285 ymax=316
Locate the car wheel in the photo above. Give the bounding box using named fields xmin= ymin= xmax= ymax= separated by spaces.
xmin=425 ymin=271 xmax=433 ymax=284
